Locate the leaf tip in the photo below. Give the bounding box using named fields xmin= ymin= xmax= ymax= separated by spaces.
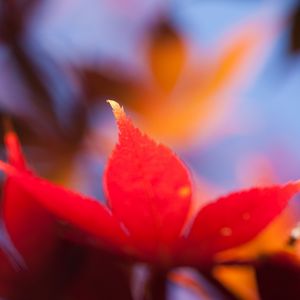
xmin=2 ymin=121 xmax=26 ymax=169
xmin=107 ymin=99 xmax=125 ymax=120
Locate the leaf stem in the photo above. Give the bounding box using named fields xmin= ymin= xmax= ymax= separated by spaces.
xmin=143 ymin=268 xmax=168 ymax=300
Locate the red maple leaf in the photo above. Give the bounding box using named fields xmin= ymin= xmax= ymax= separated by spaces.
xmin=0 ymin=101 xmax=299 ymax=268
xmin=0 ymin=130 xmax=133 ymax=299
xmin=0 ymin=130 xmax=58 ymax=298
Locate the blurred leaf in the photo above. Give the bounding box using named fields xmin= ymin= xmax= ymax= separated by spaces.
xmin=214 ymin=265 xmax=259 ymax=300
xmin=137 ymin=18 xmax=276 ymax=144
xmin=147 ymin=19 xmax=186 ymax=93
xmin=78 ymin=16 xmax=276 ymax=146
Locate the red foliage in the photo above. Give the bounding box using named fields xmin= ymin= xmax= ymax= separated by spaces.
xmin=0 ymin=101 xmax=299 ymax=270
xmin=185 ymin=184 xmax=299 ymax=264
xmin=104 ymin=101 xmax=192 ymax=260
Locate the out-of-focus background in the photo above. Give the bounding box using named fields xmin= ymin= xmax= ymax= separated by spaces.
xmin=1 ymin=1 xmax=300 ymax=297
xmin=1 ymin=0 xmax=300 ymax=190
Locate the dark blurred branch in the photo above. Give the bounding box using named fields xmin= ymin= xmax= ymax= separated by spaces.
xmin=0 ymin=0 xmax=59 ymax=130
xmin=0 ymin=0 xmax=88 ymax=164
xmin=143 ymin=268 xmax=168 ymax=300
xmin=289 ymin=2 xmax=300 ymax=55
